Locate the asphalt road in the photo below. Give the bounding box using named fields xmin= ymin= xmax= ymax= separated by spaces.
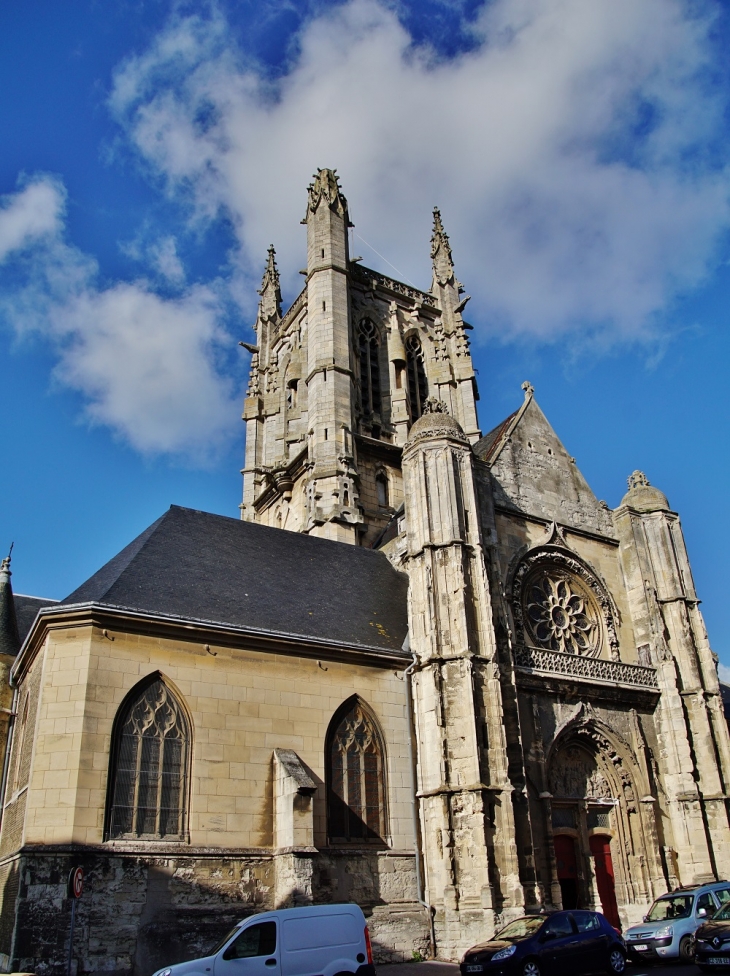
xmin=377 ymin=960 xmax=701 ymax=976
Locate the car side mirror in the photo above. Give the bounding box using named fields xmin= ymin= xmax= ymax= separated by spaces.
xmin=698 ymin=908 xmax=708 ymax=917
xmin=642 ymin=916 xmax=648 ymax=923
xmin=541 ymin=932 xmax=555 ymax=943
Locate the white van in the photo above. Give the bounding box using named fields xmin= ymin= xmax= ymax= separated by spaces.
xmin=152 ymin=904 xmax=376 ymax=976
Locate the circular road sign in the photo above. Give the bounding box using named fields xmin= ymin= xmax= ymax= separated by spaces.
xmin=68 ymin=866 xmax=84 ymax=899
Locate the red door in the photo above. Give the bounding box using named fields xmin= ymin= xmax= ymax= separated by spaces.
xmin=554 ymin=834 xmax=579 ymax=909
xmin=590 ymin=834 xmax=621 ymax=930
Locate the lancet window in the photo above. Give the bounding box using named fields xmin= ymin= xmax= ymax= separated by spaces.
xmin=406 ymin=334 xmax=428 ymax=421
xmin=107 ymin=675 xmax=190 ymax=840
xmin=326 ymin=697 xmax=387 ymax=843
xmin=358 ymin=319 xmax=381 ymax=418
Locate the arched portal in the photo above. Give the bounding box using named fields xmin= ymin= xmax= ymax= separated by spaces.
xmin=546 ymin=720 xmax=656 ymax=930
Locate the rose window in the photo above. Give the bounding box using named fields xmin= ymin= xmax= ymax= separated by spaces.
xmin=525 ymin=574 xmax=600 ymax=656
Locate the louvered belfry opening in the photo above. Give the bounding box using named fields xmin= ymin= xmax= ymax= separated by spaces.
xmin=405 ymin=334 xmax=428 ymax=421
xmin=108 ymin=676 xmax=190 ymax=840
xmin=326 ymin=697 xmax=387 ymax=844
xmin=358 ymin=319 xmax=381 ymax=418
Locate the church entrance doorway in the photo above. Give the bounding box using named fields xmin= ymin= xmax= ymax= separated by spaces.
xmin=554 ymin=834 xmax=579 ymax=909
xmin=590 ymin=834 xmax=620 ymax=930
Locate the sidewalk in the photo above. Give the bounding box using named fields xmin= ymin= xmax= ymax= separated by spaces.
xmin=378 ymin=962 xmax=460 ymax=976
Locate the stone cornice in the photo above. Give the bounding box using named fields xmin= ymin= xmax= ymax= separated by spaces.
xmin=11 ymin=603 xmax=411 ymax=684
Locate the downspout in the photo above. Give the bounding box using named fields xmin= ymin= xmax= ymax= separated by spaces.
xmin=404 ymin=637 xmax=436 ymax=957
xmin=0 ymin=685 xmax=18 ymax=828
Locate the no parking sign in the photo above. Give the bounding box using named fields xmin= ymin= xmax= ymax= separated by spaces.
xmin=66 ymin=867 xmax=83 ymax=976
xmin=68 ymin=866 xmax=83 ymax=900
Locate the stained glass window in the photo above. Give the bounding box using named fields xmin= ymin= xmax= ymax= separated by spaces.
xmin=327 ymin=698 xmax=386 ymax=843
xmin=108 ymin=676 xmax=190 ymax=840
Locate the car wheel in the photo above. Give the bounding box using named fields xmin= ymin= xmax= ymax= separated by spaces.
xmin=607 ymin=948 xmax=626 ymax=974
xmin=522 ymin=961 xmax=541 ymax=976
xmin=678 ymin=935 xmax=695 ymax=963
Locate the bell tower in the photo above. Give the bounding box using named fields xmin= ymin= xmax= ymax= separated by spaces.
xmin=240 ymin=171 xmax=482 ymax=546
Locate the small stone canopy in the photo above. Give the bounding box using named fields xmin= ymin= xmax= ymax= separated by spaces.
xmin=405 ymin=398 xmax=468 ymax=448
xmin=620 ymin=470 xmax=670 ymax=513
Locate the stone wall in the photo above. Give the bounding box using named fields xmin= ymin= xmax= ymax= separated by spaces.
xmin=2 ymin=848 xmax=429 ymax=976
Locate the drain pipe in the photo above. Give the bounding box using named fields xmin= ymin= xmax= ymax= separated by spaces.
xmin=404 ymin=640 xmax=436 ymax=958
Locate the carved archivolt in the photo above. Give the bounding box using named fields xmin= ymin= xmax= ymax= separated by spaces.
xmin=512 ymin=547 xmax=620 ymax=661
xmin=549 ymin=744 xmax=613 ymax=800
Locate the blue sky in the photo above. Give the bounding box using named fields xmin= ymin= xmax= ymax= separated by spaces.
xmin=1 ymin=0 xmax=729 ymax=669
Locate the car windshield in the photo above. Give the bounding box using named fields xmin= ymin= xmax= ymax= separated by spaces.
xmin=495 ymin=917 xmax=546 ymax=941
xmin=209 ymin=925 xmax=243 ymax=955
xmin=715 ymin=903 xmax=730 ymax=921
xmin=646 ymin=895 xmax=693 ymax=921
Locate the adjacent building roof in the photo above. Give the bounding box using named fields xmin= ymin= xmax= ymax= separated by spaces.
xmin=15 ymin=595 xmax=58 ymax=645
xmin=61 ymin=505 xmax=409 ymax=654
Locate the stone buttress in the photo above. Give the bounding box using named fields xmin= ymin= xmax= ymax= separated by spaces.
xmin=615 ymin=472 xmax=730 ymax=882
xmin=401 ymin=402 xmax=523 ymax=958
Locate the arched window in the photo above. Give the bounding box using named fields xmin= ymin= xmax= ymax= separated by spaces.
xmin=405 ymin=334 xmax=428 ymax=421
xmin=107 ymin=675 xmax=190 ymax=840
xmin=358 ymin=319 xmax=381 ymax=418
xmin=326 ymin=697 xmax=387 ymax=844
xmin=375 ymin=471 xmax=389 ymax=508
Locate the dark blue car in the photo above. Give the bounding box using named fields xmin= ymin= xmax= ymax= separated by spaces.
xmin=459 ymin=910 xmax=626 ymax=976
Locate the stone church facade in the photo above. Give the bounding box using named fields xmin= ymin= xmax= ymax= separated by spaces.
xmin=0 ymin=169 xmax=729 ymax=974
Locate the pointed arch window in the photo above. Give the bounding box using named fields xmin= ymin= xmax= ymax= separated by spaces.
xmin=326 ymin=697 xmax=387 ymax=844
xmin=358 ymin=319 xmax=381 ymax=418
xmin=406 ymin=334 xmax=428 ymax=421
xmin=107 ymin=675 xmax=190 ymax=840
xmin=375 ymin=470 xmax=389 ymax=508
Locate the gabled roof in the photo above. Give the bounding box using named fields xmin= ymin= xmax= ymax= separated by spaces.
xmin=474 ymin=411 xmax=519 ymax=464
xmin=475 ymin=389 xmax=614 ymax=536
xmin=61 ymin=506 xmax=409 ymax=654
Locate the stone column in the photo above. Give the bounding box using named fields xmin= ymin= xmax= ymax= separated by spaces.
xmin=615 ymin=472 xmax=730 ymax=883
xmin=402 ymin=401 xmax=522 ymax=959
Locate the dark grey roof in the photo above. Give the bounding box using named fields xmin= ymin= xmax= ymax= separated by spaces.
xmin=61 ymin=506 xmax=409 ymax=653
xmin=15 ymin=595 xmax=58 ymax=645
xmin=474 ymin=411 xmax=517 ymax=463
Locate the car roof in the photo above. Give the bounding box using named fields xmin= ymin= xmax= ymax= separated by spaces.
xmin=233 ymin=903 xmax=365 ymax=925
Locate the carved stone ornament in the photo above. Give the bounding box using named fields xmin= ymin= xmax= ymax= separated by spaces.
xmin=512 ymin=548 xmax=620 ymax=661
xmin=549 ymin=745 xmax=613 ymax=800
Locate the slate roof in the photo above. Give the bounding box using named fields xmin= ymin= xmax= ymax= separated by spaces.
xmin=474 ymin=411 xmax=518 ymax=464
xmin=15 ymin=595 xmax=58 ymax=646
xmin=61 ymin=505 xmax=409 ymax=654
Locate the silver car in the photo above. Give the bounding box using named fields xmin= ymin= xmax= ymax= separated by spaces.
xmin=625 ymin=882 xmax=730 ymax=963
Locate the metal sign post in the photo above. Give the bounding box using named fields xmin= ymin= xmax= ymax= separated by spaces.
xmin=67 ymin=867 xmax=83 ymax=976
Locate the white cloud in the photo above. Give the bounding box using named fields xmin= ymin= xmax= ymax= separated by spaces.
xmin=109 ymin=0 xmax=730 ymax=341
xmin=0 ymin=177 xmax=66 ymax=263
xmin=0 ymin=181 xmax=240 ymax=462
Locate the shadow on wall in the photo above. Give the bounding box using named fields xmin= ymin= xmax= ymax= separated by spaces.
xmin=3 ymin=847 xmax=429 ymax=976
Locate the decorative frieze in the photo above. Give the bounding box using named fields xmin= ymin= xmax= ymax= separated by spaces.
xmin=514 ymin=645 xmax=658 ymax=688
xmin=353 ymin=265 xmax=437 ymax=307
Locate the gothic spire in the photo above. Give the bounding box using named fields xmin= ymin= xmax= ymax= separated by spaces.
xmin=0 ymin=547 xmax=20 ymax=658
xmin=304 ymin=168 xmax=350 ymax=223
xmin=430 ymin=207 xmax=455 ymax=286
xmin=257 ymin=245 xmax=282 ymax=324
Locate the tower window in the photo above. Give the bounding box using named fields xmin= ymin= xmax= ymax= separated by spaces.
xmin=376 ymin=472 xmax=389 ymax=508
xmin=286 ymin=379 xmax=298 ymax=409
xmin=358 ymin=319 xmax=381 ymax=418
xmin=406 ymin=334 xmax=428 ymax=421
xmin=326 ymin=697 xmax=387 ymax=843
xmin=107 ymin=675 xmax=190 ymax=840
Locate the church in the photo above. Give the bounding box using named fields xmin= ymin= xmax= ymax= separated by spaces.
xmin=0 ymin=169 xmax=728 ymax=976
